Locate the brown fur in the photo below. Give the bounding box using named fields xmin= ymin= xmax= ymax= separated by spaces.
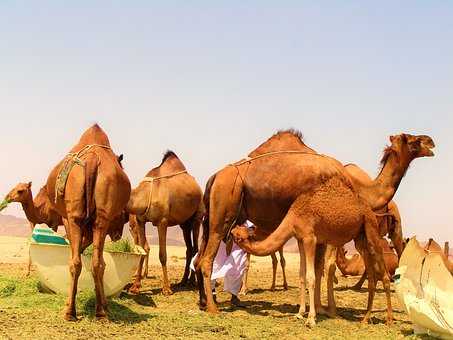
xmin=199 ymin=131 xmax=433 ymax=327
xmin=44 ymin=124 xmax=131 ymax=320
xmin=336 ymin=247 xmax=366 ymax=277
xmin=126 ymin=151 xmax=204 ymax=295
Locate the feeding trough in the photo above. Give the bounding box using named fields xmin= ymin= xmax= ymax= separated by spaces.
xmin=394 ymin=237 xmax=453 ymax=339
xmin=30 ymin=226 xmax=145 ymax=297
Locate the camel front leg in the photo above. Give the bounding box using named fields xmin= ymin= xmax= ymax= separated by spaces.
xmin=279 ymin=248 xmax=288 ymax=290
xmin=270 ymin=252 xmax=278 ymax=291
xmin=198 ymin=232 xmax=222 ymax=313
xmin=325 ymin=246 xmax=337 ymax=317
xmin=158 ymin=219 xmax=172 ymax=295
xmin=64 ymin=220 xmax=82 ymax=321
xmin=27 ymin=222 xmax=35 ymax=277
xmin=314 ymin=244 xmax=326 ymax=314
xmin=296 ymin=240 xmax=306 ymax=318
xmin=92 ymin=219 xmax=108 ymax=319
xmin=303 ymin=235 xmax=317 ymax=328
xmin=239 ymin=253 xmax=251 ymax=295
xmin=180 ymin=225 xmax=193 ymax=286
xmin=129 ymin=217 xmax=147 ymax=294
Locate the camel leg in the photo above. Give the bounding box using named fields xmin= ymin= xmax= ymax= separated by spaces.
xmin=279 ymin=248 xmax=288 ymax=290
xmin=27 ymin=222 xmax=35 ymax=277
xmin=389 ymin=218 xmax=404 ymax=259
xmin=359 ymin=247 xmax=376 ymax=324
xmin=325 ymin=246 xmax=337 ymax=317
xmin=199 ymin=232 xmax=222 ymax=313
xmin=363 ymin=219 xmax=393 ymax=324
xmin=239 ymin=253 xmax=251 ymax=295
xmin=92 ymin=219 xmax=108 ymax=319
xmin=64 ymin=220 xmax=82 ymax=321
xmin=188 ymin=206 xmax=203 ymax=285
xmin=270 ymin=252 xmax=278 ymax=291
xmin=129 ymin=218 xmax=147 ymax=294
xmin=158 ymin=220 xmax=172 ymax=295
xmin=143 ymin=239 xmax=150 ymax=278
xmin=296 ymin=240 xmax=306 ymax=317
xmin=314 ymin=244 xmax=326 ymax=314
xmin=303 ymin=236 xmax=318 ymax=328
xmin=352 ymin=271 xmax=367 ymax=291
xmin=180 ymin=225 xmax=194 ymax=286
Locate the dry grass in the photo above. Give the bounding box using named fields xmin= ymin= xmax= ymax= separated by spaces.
xmin=0 ymin=253 xmax=425 ymax=340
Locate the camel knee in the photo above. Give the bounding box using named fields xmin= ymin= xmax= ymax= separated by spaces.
xmin=281 ymin=257 xmax=286 ymax=268
xmin=69 ymin=257 xmax=82 ymax=276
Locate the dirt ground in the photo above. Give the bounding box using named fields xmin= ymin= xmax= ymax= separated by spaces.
xmin=0 ymin=237 xmax=423 ymax=339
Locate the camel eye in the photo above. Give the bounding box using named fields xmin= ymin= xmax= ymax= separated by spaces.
xmin=17 ymin=190 xmax=24 ymax=194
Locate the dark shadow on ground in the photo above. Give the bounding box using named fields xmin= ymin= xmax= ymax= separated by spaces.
xmin=244 ymin=286 xmax=297 ymax=295
xmin=119 ymin=292 xmax=157 ymax=307
xmin=81 ymin=297 xmax=155 ymax=323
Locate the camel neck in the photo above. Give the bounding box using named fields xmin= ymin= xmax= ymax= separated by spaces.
xmin=359 ymin=152 xmax=410 ymax=210
xmin=22 ymin=196 xmax=41 ymax=224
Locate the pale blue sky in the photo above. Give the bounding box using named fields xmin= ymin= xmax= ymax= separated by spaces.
xmin=1 ymin=1 xmax=451 ymax=241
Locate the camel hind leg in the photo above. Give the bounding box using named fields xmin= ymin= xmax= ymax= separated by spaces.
xmin=91 ymin=218 xmax=109 ymax=319
xmin=129 ymin=216 xmax=147 ymax=294
xmin=158 ymin=219 xmax=172 ymax=295
xmin=279 ymin=248 xmax=288 ymax=290
xmin=270 ymin=252 xmax=278 ymax=291
xmin=27 ymin=222 xmax=35 ymax=277
xmin=180 ymin=224 xmax=194 ymax=287
xmin=64 ymin=220 xmax=82 ymax=321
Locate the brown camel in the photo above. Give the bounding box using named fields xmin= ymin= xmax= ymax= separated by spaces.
xmin=336 ymin=246 xmax=366 ymax=277
xmin=126 ymin=151 xmax=204 ymax=295
xmin=44 ymin=124 xmax=131 ymax=320
xmin=239 ymin=224 xmax=288 ymax=294
xmin=4 ymin=183 xmax=63 ymax=276
xmin=198 ymin=130 xmax=434 ymax=327
xmin=129 ymin=214 xmax=151 ymax=278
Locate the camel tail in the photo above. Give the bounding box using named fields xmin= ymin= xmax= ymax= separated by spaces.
xmin=84 ymin=154 xmax=98 ymax=227
xmin=198 ymin=173 xmax=216 ymax=258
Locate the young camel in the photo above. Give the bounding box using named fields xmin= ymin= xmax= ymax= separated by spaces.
xmin=239 ymin=223 xmax=288 ymax=294
xmin=197 ymin=131 xmax=434 ymax=327
xmin=45 ymin=124 xmax=131 ymax=320
xmin=336 ymin=246 xmax=365 ymax=277
xmin=126 ymin=151 xmax=204 ymax=295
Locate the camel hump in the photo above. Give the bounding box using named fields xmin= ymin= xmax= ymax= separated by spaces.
xmin=71 ymin=124 xmax=111 ymax=152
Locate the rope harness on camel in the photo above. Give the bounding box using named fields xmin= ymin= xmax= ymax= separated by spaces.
xmin=141 ymin=170 xmax=188 ymax=216
xmin=223 ymin=150 xmax=321 ymax=244
xmin=55 ymin=144 xmax=111 ymax=203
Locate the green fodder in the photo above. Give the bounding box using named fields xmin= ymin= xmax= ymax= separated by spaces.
xmin=83 ymin=238 xmax=134 ymax=256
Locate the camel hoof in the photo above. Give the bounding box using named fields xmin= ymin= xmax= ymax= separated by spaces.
xmin=64 ymin=313 xmax=78 ymax=322
xmin=295 ymin=313 xmax=304 ymax=320
xmin=283 ymin=284 xmax=289 ymax=290
xmin=239 ymin=289 xmax=248 ymax=296
xmin=162 ymin=287 xmax=173 ymax=296
xmin=270 ymin=286 xmax=275 ymax=292
xmin=386 ymin=318 xmax=393 ymax=326
xmin=128 ymin=285 xmax=140 ymax=295
xmin=305 ymin=317 xmax=316 ymax=328
xmin=96 ymin=312 xmax=108 ymax=321
xmin=351 ymin=285 xmax=362 ymax=292
xmin=361 ymin=317 xmax=370 ymax=324
xmin=207 ymin=305 xmax=220 ymax=315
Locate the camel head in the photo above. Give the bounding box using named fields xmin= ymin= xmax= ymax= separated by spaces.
xmin=387 ymin=133 xmax=435 ymax=163
xmin=4 ymin=182 xmax=32 ymax=203
xmin=231 ymin=225 xmax=252 ymax=245
xmin=107 ymin=211 xmax=128 ymax=242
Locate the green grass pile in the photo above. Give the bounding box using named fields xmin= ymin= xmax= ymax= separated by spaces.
xmin=83 ymin=238 xmax=134 ymax=256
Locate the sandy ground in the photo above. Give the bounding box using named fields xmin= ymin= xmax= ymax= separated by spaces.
xmin=0 ymin=236 xmax=29 ymax=264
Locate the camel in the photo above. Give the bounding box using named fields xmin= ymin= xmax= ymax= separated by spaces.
xmin=3 ymin=183 xmax=62 ymax=275
xmin=197 ymin=130 xmax=434 ymax=327
xmin=336 ymin=246 xmax=365 ymax=277
xmin=44 ymin=124 xmax=131 ymax=320
xmin=239 ymin=223 xmax=287 ymax=295
xmin=129 ymin=214 xmax=150 ymax=278
xmin=126 ymin=151 xmax=204 ymax=295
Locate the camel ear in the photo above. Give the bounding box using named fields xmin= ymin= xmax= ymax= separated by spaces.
xmin=27 ymin=182 xmax=32 ymax=188
xmin=118 ymin=154 xmax=124 ymax=162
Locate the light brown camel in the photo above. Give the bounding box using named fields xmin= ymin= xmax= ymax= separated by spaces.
xmin=336 ymin=246 xmax=366 ymax=277
xmin=126 ymin=151 xmax=204 ymax=295
xmin=45 ymin=124 xmax=131 ymax=320
xmin=239 ymin=224 xmax=288 ymax=295
xmin=4 ymin=183 xmax=63 ymax=275
xmin=198 ymin=130 xmax=434 ymax=327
